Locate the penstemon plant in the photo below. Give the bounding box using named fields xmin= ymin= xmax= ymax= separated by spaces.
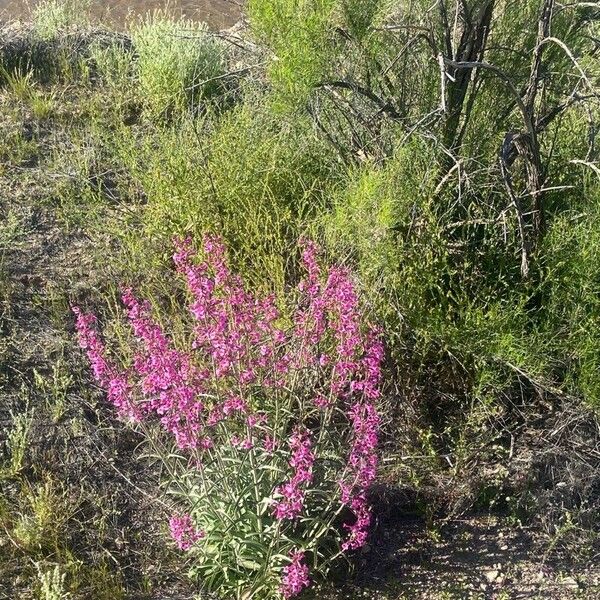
xmin=73 ymin=235 xmax=382 ymax=599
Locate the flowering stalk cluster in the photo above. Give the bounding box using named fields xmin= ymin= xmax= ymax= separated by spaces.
xmin=169 ymin=513 xmax=204 ymax=551
xmin=273 ymin=428 xmax=315 ymax=520
xmin=173 ymin=235 xmax=284 ymax=386
xmin=340 ymin=335 xmax=383 ymax=551
xmin=72 ymin=307 xmax=140 ymax=421
xmin=122 ymin=288 xmax=207 ymax=449
xmin=293 ymin=241 xmax=383 ymax=551
xmin=280 ymin=551 xmax=310 ymax=599
xmin=73 ymin=234 xmax=383 ymax=599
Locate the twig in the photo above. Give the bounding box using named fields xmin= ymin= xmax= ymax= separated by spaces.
xmin=538 ymin=36 xmax=598 ymax=95
xmin=185 ymin=62 xmax=265 ymax=92
xmin=433 ymin=157 xmax=462 ymax=195
xmin=499 ymin=143 xmax=530 ymax=279
xmin=570 ymin=159 xmax=600 ymax=177
xmin=317 ymin=80 xmax=402 ymax=119
xmin=438 ymin=52 xmax=448 ymax=113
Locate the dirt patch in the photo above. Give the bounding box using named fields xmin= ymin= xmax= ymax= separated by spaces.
xmin=312 ymin=513 xmax=600 ymax=599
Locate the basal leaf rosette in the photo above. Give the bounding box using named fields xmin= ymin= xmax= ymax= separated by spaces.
xmin=73 ymin=235 xmax=383 ymax=599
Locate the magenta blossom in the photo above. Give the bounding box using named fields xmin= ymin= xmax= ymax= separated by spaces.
xmin=169 ymin=513 xmax=204 ymax=551
xmin=72 ymin=306 xmax=141 ymax=422
xmin=272 ymin=428 xmax=314 ymax=520
xmin=281 ymin=550 xmax=310 ymax=598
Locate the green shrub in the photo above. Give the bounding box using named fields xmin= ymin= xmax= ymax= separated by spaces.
xmin=539 ymin=178 xmax=600 ymax=403
xmin=249 ymin=0 xmax=337 ymax=102
xmin=131 ymin=11 xmax=226 ymax=120
xmin=248 ymin=0 xmax=409 ymax=110
xmin=36 ymin=564 xmax=71 ymax=600
xmin=111 ymin=99 xmax=338 ymax=293
xmin=89 ymin=42 xmax=134 ymax=90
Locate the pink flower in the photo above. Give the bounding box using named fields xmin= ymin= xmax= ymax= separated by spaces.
xmin=198 ymin=437 xmax=214 ymax=450
xmin=222 ymin=394 xmax=248 ymax=416
xmin=341 ymin=492 xmax=372 ymax=551
xmin=121 ymin=289 xmax=205 ymax=450
xmin=231 ymin=435 xmax=254 ymax=450
xmin=313 ymin=394 xmax=330 ymax=409
xmin=272 ymin=428 xmax=314 ymax=520
xmin=72 ymin=306 xmax=141 ymax=422
xmin=263 ymin=435 xmax=278 ymax=452
xmin=239 ymin=369 xmax=256 ymax=384
xmin=173 ymin=235 xmax=285 ymax=388
xmin=169 ymin=513 xmax=204 ymax=551
xmin=281 ymin=550 xmax=310 ymax=598
xmin=319 ymin=354 xmax=330 ymax=367
xmin=338 ymin=330 xmax=383 ymax=551
xmin=247 ymin=413 xmax=267 ymax=428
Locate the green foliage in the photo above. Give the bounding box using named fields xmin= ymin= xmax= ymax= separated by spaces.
xmin=111 ymin=100 xmax=337 ymax=293
xmin=248 ymin=0 xmax=401 ymax=101
xmin=1 ymin=405 xmax=34 ymax=479
xmin=34 ymin=360 xmax=73 ymax=423
xmin=323 ymin=138 xmax=443 ymax=334
xmin=248 ymin=0 xmax=335 ymax=100
xmin=0 ymin=65 xmax=56 ymax=119
xmin=36 ymin=564 xmax=71 ymax=600
xmin=12 ymin=476 xmax=69 ymax=554
xmin=88 ymin=42 xmax=134 ymax=90
xmin=33 ymin=0 xmax=89 ymax=41
xmin=131 ymin=11 xmax=226 ymax=120
xmin=0 ymin=66 xmax=36 ymax=101
xmin=540 ymin=178 xmax=600 ymax=402
xmin=174 ymin=438 xmax=342 ymax=599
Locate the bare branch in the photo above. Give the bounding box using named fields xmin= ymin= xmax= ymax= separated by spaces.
xmin=499 ymin=143 xmax=531 ymax=279
xmin=538 ymin=36 xmax=599 ymax=94
xmin=317 ymin=80 xmax=402 ymax=119
xmin=443 ymin=58 xmax=537 ymax=145
xmin=570 ymin=159 xmax=600 ymax=178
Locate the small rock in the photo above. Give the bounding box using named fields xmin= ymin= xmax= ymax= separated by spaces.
xmin=562 ymin=576 xmax=579 ymax=589
xmin=485 ymin=570 xmax=500 ymax=583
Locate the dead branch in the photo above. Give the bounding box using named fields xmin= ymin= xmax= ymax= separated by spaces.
xmin=317 ymin=80 xmax=402 ymax=120
xmin=500 ymin=137 xmax=531 ymax=279
xmin=570 ymin=159 xmax=600 ymax=178
xmin=443 ymin=58 xmax=537 ymax=144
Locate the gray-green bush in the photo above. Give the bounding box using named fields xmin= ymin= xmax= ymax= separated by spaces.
xmin=132 ymin=11 xmax=226 ymax=119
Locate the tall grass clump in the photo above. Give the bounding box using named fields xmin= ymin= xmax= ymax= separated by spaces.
xmin=111 ymin=101 xmax=338 ymax=293
xmin=33 ymin=0 xmax=89 ymax=41
xmin=73 ymin=235 xmax=383 ymax=599
xmin=132 ymin=11 xmax=226 ymax=120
